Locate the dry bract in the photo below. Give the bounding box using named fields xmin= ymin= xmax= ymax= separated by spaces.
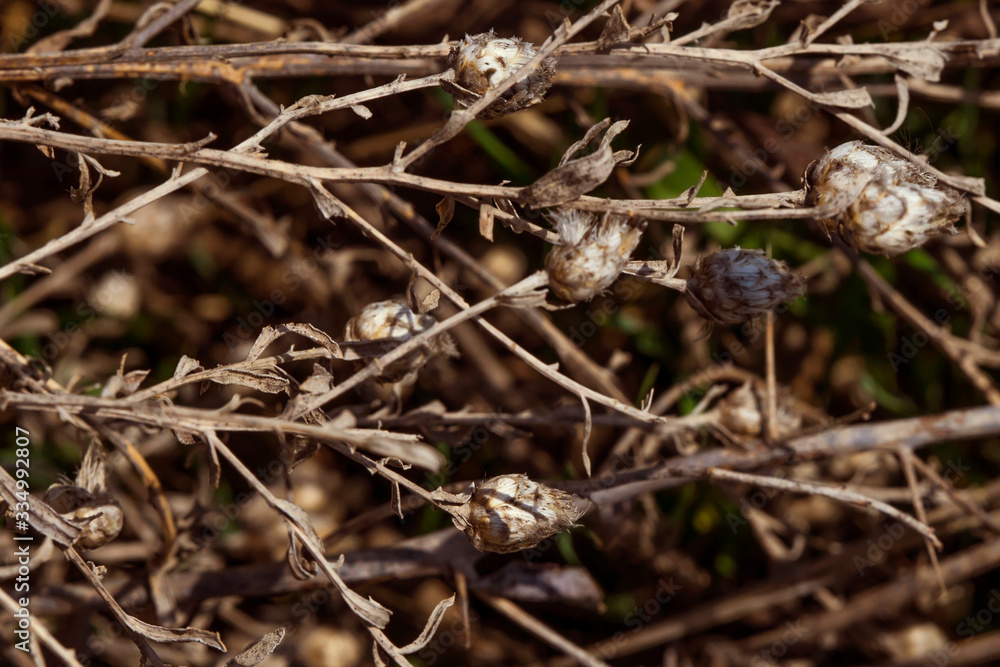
xmin=344 ymin=298 xmax=455 ymax=381
xmin=804 ymin=140 xmax=967 ymax=256
xmin=452 ymin=474 xmax=588 ymax=554
xmin=545 ymin=209 xmax=645 ymax=303
xmin=684 ymin=248 xmax=805 ymax=324
xmin=43 ymin=442 xmax=122 ymax=550
xmin=444 ymin=31 xmax=556 ymax=119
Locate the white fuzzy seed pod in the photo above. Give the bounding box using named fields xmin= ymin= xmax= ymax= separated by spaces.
xmin=445 ymin=31 xmax=556 ymax=119
xmin=453 ymin=474 xmax=588 ymax=554
xmin=545 ymin=209 xmax=645 ymax=303
xmin=684 ymin=248 xmax=804 ymax=325
xmin=804 ymin=140 xmax=967 ymax=256
xmin=344 ymin=299 xmax=453 ymax=381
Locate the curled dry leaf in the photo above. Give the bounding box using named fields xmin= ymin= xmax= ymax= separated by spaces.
xmin=224 ymin=627 xmax=286 ymax=667
xmin=519 ymin=119 xmax=635 ymax=207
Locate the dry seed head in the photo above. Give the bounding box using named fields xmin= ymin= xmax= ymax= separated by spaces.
xmin=718 ymin=381 xmax=802 ymax=438
xmin=344 ymin=299 xmax=453 ymax=381
xmin=684 ymin=248 xmax=804 ymax=325
xmin=445 ymin=31 xmax=555 ymax=119
xmin=453 ymin=474 xmax=588 ymax=554
xmin=44 ymin=443 xmax=122 ymax=549
xmin=804 ymin=140 xmax=967 ymax=256
xmin=545 ymin=210 xmax=645 ymax=303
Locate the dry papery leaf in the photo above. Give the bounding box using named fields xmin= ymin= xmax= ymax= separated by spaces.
xmin=224 ymin=627 xmax=286 ymax=667
xmin=519 ymin=118 xmax=636 ymax=208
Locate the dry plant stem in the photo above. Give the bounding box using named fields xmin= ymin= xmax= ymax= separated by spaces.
xmin=342 ymin=0 xmax=450 ymax=44
xmin=0 ymin=165 xmax=204 ymax=281
xmin=904 ymin=452 xmax=1000 ymax=534
xmin=241 ymin=83 xmax=631 ymax=402
xmin=0 ymin=338 xmax=178 ymax=551
xmin=0 ymin=74 xmax=441 ymax=280
xmin=587 ymin=405 xmax=1000 ymax=506
xmin=0 ymin=586 xmax=85 ymax=667
xmin=392 ymin=0 xmax=623 ymax=172
xmin=846 ymin=249 xmax=1000 ymax=405
xmin=122 ymin=0 xmax=204 ymax=52
xmin=287 ymin=191 xmax=668 ymax=427
xmin=476 ymin=593 xmax=612 ymax=667
xmin=293 ymin=271 xmax=549 ymax=417
xmin=0 ymin=124 xmax=826 ymax=284
xmin=897 ymin=446 xmax=947 ymax=594
xmin=0 ymin=393 xmax=444 ymax=470
xmin=739 ymin=538 xmax=1000 ymax=652
xmin=765 ymin=309 xmax=777 ymax=440
xmin=705 ymin=467 xmax=942 ymax=549
xmin=212 ymin=436 xmax=447 ymax=667
xmin=802 ymin=0 xmax=870 ymax=45
xmin=560 ymin=504 xmax=1000 ymax=665
xmin=3 ymin=36 xmax=999 ymax=80
xmin=16 ymin=83 xmax=289 ymax=256
xmin=125 ymin=347 xmax=333 ymax=403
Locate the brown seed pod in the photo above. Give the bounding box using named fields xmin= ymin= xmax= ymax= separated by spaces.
xmin=804 ymin=140 xmax=967 ymax=256
xmin=452 ymin=474 xmax=589 ymax=554
xmin=444 ymin=31 xmax=556 ymax=119
xmin=717 ymin=381 xmax=802 ymax=438
xmin=684 ymin=248 xmax=805 ymax=325
xmin=545 ymin=209 xmax=645 ymax=303
xmin=344 ymin=298 xmax=455 ymax=382
xmin=44 ymin=442 xmax=122 ymax=549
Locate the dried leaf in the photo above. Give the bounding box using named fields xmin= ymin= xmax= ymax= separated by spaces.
xmin=308 ymin=179 xmax=347 ymax=219
xmin=597 ymin=5 xmax=631 ymax=50
xmin=246 ymin=323 xmax=342 ymax=362
xmin=299 ymin=364 xmax=335 ymax=394
xmin=66 ymin=548 xmax=226 ymax=650
xmin=432 ymin=197 xmax=455 ymax=240
xmin=224 ymin=628 xmax=285 ymax=667
xmin=399 ymin=595 xmax=456 ymax=654
xmin=173 ymin=355 xmax=204 ymax=380
xmin=100 ymin=368 xmax=150 ymax=399
xmin=478 ymin=204 xmax=495 ymax=241
xmin=206 ymin=368 xmax=290 ymax=394
xmin=519 ymin=119 xmax=633 ymax=207
xmin=419 ymin=289 xmax=441 ymax=315
xmin=725 ymin=0 xmax=779 ymax=30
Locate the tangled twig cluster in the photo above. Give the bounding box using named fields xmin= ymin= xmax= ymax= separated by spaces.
xmin=1 ymin=1 xmax=1000 ymax=666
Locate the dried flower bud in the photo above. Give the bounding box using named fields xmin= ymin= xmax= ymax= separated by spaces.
xmin=804 ymin=140 xmax=967 ymax=256
xmin=545 ymin=209 xmax=644 ymax=303
xmin=452 ymin=474 xmax=588 ymax=554
xmin=44 ymin=442 xmax=122 ymax=549
xmin=344 ymin=299 xmax=455 ymax=381
xmin=444 ymin=31 xmax=556 ymax=119
xmin=684 ymin=248 xmax=804 ymax=325
xmin=717 ymin=381 xmax=802 ymax=438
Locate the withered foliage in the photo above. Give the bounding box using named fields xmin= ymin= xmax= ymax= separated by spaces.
xmin=1 ymin=1 xmax=1000 ymax=666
